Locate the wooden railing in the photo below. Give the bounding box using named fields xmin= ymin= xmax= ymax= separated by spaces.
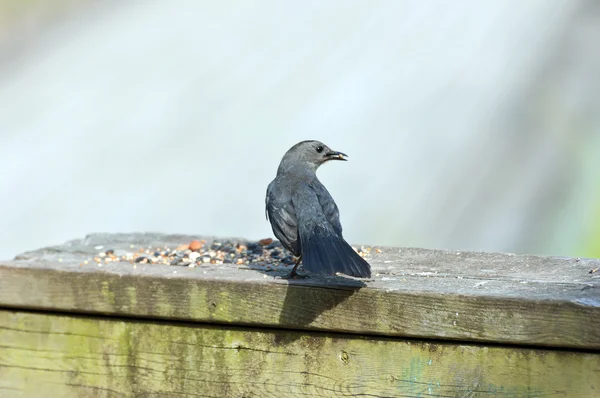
xmin=1 ymin=233 xmax=599 ymax=397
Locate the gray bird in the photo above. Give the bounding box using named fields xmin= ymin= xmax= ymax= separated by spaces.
xmin=266 ymin=140 xmax=371 ymax=278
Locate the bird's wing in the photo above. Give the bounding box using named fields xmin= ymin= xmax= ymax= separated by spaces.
xmin=266 ymin=182 xmax=300 ymax=255
xmin=292 ymin=182 xmax=371 ymax=277
xmin=312 ymin=181 xmax=343 ymax=235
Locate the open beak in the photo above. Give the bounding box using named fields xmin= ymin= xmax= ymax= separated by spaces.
xmin=325 ymin=151 xmax=348 ymax=161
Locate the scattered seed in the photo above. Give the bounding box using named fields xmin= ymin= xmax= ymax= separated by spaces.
xmin=266 ymin=241 xmax=282 ymax=250
xmin=190 ymin=240 xmax=204 ymax=251
xmin=75 ymin=237 xmax=326 ymax=271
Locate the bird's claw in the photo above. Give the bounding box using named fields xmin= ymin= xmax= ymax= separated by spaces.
xmin=284 ymin=271 xmax=310 ymax=279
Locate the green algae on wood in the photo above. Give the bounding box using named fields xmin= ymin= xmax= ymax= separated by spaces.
xmin=1 ymin=310 xmax=599 ymax=397
xmin=1 ymin=233 xmax=599 ymax=350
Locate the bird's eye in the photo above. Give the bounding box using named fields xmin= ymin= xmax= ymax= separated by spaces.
xmin=316 ymin=145 xmax=324 ymax=153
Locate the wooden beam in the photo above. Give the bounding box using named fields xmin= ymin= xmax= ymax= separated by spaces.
xmin=0 ymin=233 xmax=598 ymax=350
xmin=1 ymin=310 xmax=599 ymax=397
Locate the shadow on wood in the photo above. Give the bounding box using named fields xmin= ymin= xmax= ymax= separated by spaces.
xmin=247 ymin=264 xmax=367 ymax=344
xmin=1 ymin=233 xmax=599 ymax=396
xmin=275 ymin=277 xmax=366 ymax=344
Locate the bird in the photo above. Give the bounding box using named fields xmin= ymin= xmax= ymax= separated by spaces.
xmin=265 ymin=140 xmax=371 ymax=278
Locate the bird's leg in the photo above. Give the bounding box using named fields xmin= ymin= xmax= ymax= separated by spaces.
xmin=286 ymin=255 xmax=309 ymax=279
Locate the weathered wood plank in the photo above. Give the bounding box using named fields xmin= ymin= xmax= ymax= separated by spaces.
xmin=1 ymin=310 xmax=599 ymax=398
xmin=0 ymin=233 xmax=599 ymax=350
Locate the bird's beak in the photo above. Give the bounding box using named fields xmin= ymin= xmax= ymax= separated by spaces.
xmin=325 ymin=151 xmax=348 ymax=161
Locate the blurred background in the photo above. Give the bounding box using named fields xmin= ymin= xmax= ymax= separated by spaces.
xmin=1 ymin=0 xmax=599 ymax=260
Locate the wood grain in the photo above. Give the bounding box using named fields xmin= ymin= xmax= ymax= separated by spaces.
xmin=0 ymin=233 xmax=599 ymax=350
xmin=1 ymin=310 xmax=599 ymax=398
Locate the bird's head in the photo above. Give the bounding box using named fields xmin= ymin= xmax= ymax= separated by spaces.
xmin=280 ymin=140 xmax=348 ymax=173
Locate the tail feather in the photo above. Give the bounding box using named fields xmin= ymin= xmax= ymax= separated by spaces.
xmin=327 ymin=237 xmax=360 ymax=276
xmin=301 ymin=233 xmax=371 ymax=278
xmin=305 ymin=236 xmax=331 ymax=275
xmin=317 ymin=238 xmax=337 ymax=275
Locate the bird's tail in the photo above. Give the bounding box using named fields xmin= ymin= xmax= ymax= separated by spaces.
xmin=300 ymin=227 xmax=371 ymax=278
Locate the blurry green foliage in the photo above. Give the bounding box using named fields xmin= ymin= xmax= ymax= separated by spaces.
xmin=0 ymin=0 xmax=82 ymax=29
xmin=581 ymin=187 xmax=600 ymax=259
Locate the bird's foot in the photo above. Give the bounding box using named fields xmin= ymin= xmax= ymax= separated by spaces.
xmin=284 ymin=270 xmax=310 ymax=279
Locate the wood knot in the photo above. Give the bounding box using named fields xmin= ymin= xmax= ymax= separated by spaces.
xmin=339 ymin=350 xmax=350 ymax=364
